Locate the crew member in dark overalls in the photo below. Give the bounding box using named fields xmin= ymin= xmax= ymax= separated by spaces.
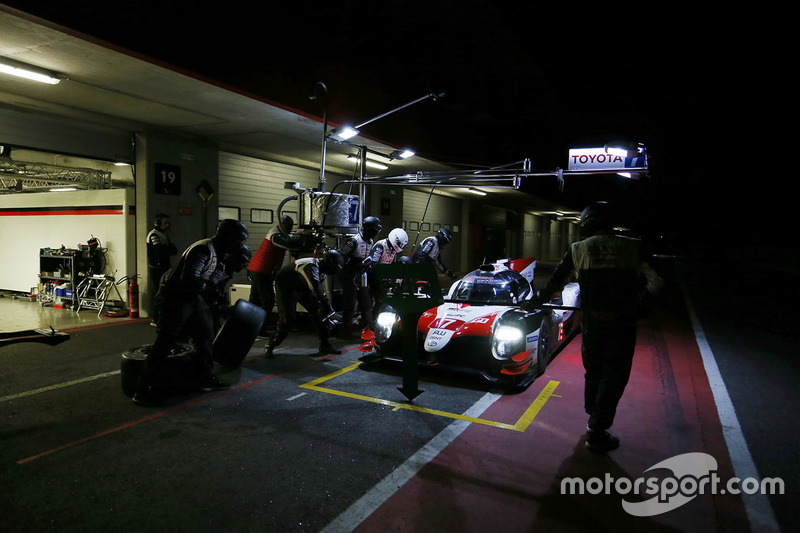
xmin=145 ymin=213 xmax=177 ymax=323
xmin=265 ymin=249 xmax=345 ymax=358
xmin=132 ymin=219 xmax=250 ymax=406
xmin=533 ymin=201 xmax=663 ymax=452
xmin=337 ymin=216 xmax=382 ymax=337
xmin=411 ymin=227 xmax=456 ymax=279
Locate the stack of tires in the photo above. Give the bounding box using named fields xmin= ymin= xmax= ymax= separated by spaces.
xmin=120 ymin=300 xmax=266 ymax=397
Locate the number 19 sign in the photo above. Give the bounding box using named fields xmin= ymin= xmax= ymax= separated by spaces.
xmin=155 ymin=163 xmax=181 ymax=195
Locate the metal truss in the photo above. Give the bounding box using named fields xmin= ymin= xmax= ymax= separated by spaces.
xmin=0 ymin=156 xmax=112 ymax=193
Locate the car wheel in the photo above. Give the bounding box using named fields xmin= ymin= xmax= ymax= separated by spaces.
xmin=213 ymin=299 xmax=266 ymax=369
xmin=536 ymin=316 xmax=553 ymax=375
xmin=120 ymin=343 xmax=196 ymax=397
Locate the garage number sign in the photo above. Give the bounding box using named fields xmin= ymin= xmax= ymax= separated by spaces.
xmin=155 ymin=163 xmax=181 ymax=195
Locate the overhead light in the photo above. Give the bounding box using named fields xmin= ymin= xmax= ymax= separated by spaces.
xmin=0 ymin=57 xmax=61 ymax=85
xmin=347 ymin=155 xmax=388 ymax=170
xmin=329 ymin=126 xmax=359 ymax=141
xmin=49 ymin=187 xmax=77 ymax=192
xmin=468 ymin=187 xmax=486 ymax=196
xmin=389 ymin=149 xmax=415 ymax=160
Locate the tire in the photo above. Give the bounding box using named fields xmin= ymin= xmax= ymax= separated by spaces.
xmin=213 ymin=299 xmax=266 ymax=369
xmin=120 ymin=343 xmax=196 ymax=397
xmin=536 ymin=315 xmax=553 ymax=376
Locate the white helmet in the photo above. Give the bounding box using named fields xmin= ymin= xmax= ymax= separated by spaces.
xmin=388 ymin=228 xmax=408 ymax=253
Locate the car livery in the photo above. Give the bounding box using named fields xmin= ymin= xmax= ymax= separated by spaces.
xmin=371 ymin=257 xmax=580 ymax=389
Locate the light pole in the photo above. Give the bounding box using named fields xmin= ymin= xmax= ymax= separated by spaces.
xmin=326 ymin=91 xmax=445 ymax=228
xmin=309 ymin=81 xmax=329 ymax=191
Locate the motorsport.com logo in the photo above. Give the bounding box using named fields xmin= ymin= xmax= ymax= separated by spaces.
xmin=560 ymin=452 xmax=784 ymax=516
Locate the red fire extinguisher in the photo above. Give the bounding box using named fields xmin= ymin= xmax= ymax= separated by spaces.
xmin=129 ymin=276 xmax=140 ymax=318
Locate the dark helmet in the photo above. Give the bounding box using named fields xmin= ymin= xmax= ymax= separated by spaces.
xmin=436 ymin=227 xmax=453 ymax=245
xmin=579 ymin=201 xmax=612 ymax=236
xmin=226 ymin=244 xmax=252 ymax=273
xmin=278 ymin=214 xmax=294 ymax=234
xmin=319 ymin=249 xmax=345 ymax=275
xmin=362 ymin=216 xmax=383 ymax=240
xmin=214 ymin=219 xmax=249 ymax=253
xmin=398 ymin=255 xmax=412 ymax=264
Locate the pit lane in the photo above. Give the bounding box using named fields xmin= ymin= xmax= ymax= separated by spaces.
xmin=1 ymin=260 xmax=782 ymax=532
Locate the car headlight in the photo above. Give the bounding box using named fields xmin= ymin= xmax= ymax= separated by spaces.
xmin=491 ymin=324 xmax=525 ymax=360
xmin=375 ymin=310 xmax=399 ymax=343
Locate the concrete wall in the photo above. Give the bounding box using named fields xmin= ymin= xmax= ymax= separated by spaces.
xmin=135 ymin=130 xmax=220 ymax=317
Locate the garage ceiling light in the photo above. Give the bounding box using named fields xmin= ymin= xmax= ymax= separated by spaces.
xmin=0 ymin=57 xmax=61 ymax=85
xmin=390 ymin=149 xmax=415 ymax=160
xmin=329 ymin=126 xmax=359 ymax=141
xmin=347 ymin=155 xmax=388 ymax=170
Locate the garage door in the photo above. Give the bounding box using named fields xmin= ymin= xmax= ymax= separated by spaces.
xmin=403 ymin=189 xmax=461 ymax=271
xmin=218 ymin=152 xmax=320 ymax=282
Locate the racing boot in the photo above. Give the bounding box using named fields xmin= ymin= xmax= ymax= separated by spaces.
xmin=585 ymin=427 xmax=620 ymax=453
xmin=318 ymin=340 xmax=341 ymax=355
xmin=264 ymin=335 xmax=280 ymax=359
xmin=131 ymin=359 xmax=165 ymax=407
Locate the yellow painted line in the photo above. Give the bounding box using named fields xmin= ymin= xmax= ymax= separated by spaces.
xmin=300 ymin=361 xmax=560 ymax=432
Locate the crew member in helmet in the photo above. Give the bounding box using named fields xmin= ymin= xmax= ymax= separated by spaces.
xmin=247 ymin=215 xmax=308 ymax=335
xmin=337 ymin=216 xmax=382 ymax=337
xmin=411 ymin=227 xmax=456 ymax=279
xmin=132 ymin=219 xmax=250 ymax=406
xmin=265 ymin=249 xmax=345 ymax=358
xmin=365 ymin=227 xmax=408 ymax=305
xmin=145 ymin=213 xmax=178 ymax=322
xmin=531 ymin=201 xmax=663 ymax=453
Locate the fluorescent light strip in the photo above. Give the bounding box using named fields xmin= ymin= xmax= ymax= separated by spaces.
xmin=347 ymin=156 xmax=388 ymax=170
xmin=0 ymin=61 xmax=60 ymax=85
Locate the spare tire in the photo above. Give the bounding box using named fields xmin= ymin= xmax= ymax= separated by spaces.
xmin=213 ymin=299 xmax=266 ymax=369
xmin=120 ymin=343 xmax=196 ymax=397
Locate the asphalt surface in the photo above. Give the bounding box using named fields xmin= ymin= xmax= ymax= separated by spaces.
xmin=2 ymin=253 xmax=797 ymax=532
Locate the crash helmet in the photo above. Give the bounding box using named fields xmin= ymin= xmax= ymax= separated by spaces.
xmin=227 ymin=244 xmax=252 ymax=272
xmin=153 ymin=213 xmax=171 ymax=230
xmin=579 ymin=201 xmax=612 ymax=237
xmin=362 ymin=216 xmax=383 ymax=240
xmin=277 ymin=214 xmax=294 ymax=234
xmin=387 ymin=228 xmax=409 ymax=253
xmin=214 ymin=219 xmax=249 ymax=253
xmin=398 ymin=255 xmax=412 ymax=264
xmin=436 ymin=227 xmax=453 ymax=245
xmin=319 ymin=249 xmax=345 ymax=275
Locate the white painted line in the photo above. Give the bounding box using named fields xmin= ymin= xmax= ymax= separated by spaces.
xmin=286 ymin=392 xmax=307 ymax=402
xmin=0 ymin=370 xmax=121 ymax=403
xmin=684 ymin=289 xmax=779 ymax=532
xmin=320 ymin=391 xmax=502 ymax=533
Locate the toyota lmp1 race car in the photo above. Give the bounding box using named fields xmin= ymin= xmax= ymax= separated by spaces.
xmin=368 ymin=258 xmax=581 ymax=390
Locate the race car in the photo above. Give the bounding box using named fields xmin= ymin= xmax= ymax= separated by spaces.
xmin=370 ymin=258 xmax=581 ymax=389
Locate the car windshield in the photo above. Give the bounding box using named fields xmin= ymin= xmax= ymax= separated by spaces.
xmin=448 ymin=271 xmax=530 ymax=305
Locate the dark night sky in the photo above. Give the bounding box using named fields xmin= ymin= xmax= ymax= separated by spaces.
xmin=4 ymin=1 xmax=794 ymax=245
